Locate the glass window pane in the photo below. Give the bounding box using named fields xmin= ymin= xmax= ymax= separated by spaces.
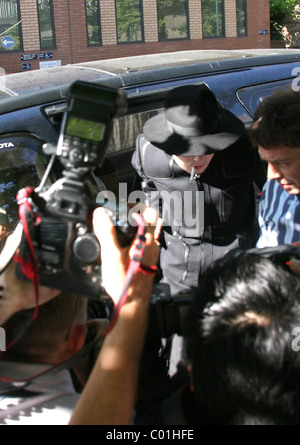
xmin=116 ymin=0 xmax=143 ymax=43
xmin=0 ymin=0 xmax=22 ymax=52
xmin=37 ymin=0 xmax=55 ymax=49
xmin=202 ymin=0 xmax=225 ymax=38
xmin=236 ymin=0 xmax=247 ymax=36
xmin=107 ymin=109 xmax=163 ymax=153
xmin=237 ymin=80 xmax=293 ymax=117
xmin=157 ymin=0 xmax=189 ymax=40
xmin=85 ymin=0 xmax=101 ymax=45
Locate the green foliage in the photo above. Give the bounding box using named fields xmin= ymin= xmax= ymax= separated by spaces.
xmin=202 ymin=0 xmax=224 ymax=38
xmin=85 ymin=0 xmax=100 ymax=45
xmin=157 ymin=0 xmax=188 ymax=40
xmin=0 ymin=27 xmax=21 ymax=51
xmin=269 ymin=0 xmax=298 ymax=41
xmin=115 ymin=0 xmax=142 ymax=42
xmin=0 ymin=0 xmax=21 ymax=51
xmin=38 ymin=0 xmax=55 ymax=49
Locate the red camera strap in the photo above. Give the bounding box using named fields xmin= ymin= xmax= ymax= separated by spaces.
xmin=14 ymin=187 xmax=41 ymax=320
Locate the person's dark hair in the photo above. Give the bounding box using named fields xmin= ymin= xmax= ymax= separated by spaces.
xmin=183 ymin=253 xmax=300 ymax=425
xmin=249 ymin=89 xmax=300 ymax=150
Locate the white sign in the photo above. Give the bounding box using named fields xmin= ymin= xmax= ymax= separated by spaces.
xmin=39 ymin=60 xmax=62 ymax=70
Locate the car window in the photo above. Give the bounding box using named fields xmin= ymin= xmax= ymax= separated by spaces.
xmin=106 ymin=108 xmax=163 ymax=154
xmin=236 ymin=79 xmax=294 ymax=117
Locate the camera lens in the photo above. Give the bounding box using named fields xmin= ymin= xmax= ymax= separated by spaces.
xmin=73 ymin=234 xmax=100 ymax=263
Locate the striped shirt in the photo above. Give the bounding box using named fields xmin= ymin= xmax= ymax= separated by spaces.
xmin=257 ymin=180 xmax=300 ymax=248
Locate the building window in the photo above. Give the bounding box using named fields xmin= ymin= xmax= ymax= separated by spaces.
xmin=157 ymin=0 xmax=189 ymax=41
xmin=236 ymin=0 xmax=247 ymax=36
xmin=115 ymin=0 xmax=143 ymax=43
xmin=85 ymin=0 xmax=101 ymax=46
xmin=0 ymin=0 xmax=22 ymax=52
xmin=37 ymin=0 xmax=55 ymax=49
xmin=202 ymin=0 xmax=225 ymax=38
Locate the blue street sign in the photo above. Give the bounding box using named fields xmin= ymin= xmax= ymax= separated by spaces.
xmin=22 ymin=63 xmax=32 ymax=70
xmin=39 ymin=52 xmax=53 ymax=59
xmin=20 ymin=53 xmax=37 ymax=61
xmin=1 ymin=36 xmax=15 ymax=49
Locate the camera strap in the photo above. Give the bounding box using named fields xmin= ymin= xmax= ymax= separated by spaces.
xmin=14 ymin=187 xmax=42 ymax=320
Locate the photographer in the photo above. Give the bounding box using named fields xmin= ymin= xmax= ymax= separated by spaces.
xmin=135 ymin=247 xmax=300 ymax=425
xmin=0 ymin=206 xmax=160 ymax=425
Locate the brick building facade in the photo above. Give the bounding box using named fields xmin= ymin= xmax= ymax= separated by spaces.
xmin=0 ymin=0 xmax=271 ymax=74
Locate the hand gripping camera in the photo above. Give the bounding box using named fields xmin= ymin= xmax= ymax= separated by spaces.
xmin=16 ymin=80 xmax=135 ymax=299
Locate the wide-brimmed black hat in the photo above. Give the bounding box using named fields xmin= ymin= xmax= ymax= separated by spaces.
xmin=143 ymin=84 xmax=245 ymax=156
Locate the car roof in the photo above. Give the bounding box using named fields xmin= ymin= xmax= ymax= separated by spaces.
xmin=1 ymin=48 xmax=300 ymax=110
xmin=72 ymin=48 xmax=300 ymax=76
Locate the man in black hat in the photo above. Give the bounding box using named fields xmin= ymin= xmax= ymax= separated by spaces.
xmin=132 ymin=84 xmax=266 ymax=299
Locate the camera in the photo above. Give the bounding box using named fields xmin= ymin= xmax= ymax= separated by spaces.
xmin=149 ymin=245 xmax=300 ymax=338
xmin=16 ymin=80 xmax=136 ymax=299
xmin=230 ymin=244 xmax=300 ymax=272
xmin=147 ymin=284 xmax=193 ymax=338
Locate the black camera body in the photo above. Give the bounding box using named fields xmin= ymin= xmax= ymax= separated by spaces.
xmin=16 ymin=81 xmax=135 ymax=299
xmin=149 ymin=245 xmax=300 ymax=338
xmin=149 ymin=284 xmax=193 ymax=338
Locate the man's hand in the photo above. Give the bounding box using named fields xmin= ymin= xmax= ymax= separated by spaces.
xmin=92 ymin=206 xmax=160 ymax=304
xmin=70 ymin=207 xmax=160 ymax=425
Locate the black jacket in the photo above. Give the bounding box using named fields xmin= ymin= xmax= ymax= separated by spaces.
xmin=132 ymin=133 xmax=266 ymax=295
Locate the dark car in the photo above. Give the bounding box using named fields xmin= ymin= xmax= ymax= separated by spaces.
xmin=1 ymin=48 xmax=300 ymax=192
xmin=0 ymin=48 xmax=300 ymax=422
xmin=0 ymin=47 xmax=299 ymax=271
